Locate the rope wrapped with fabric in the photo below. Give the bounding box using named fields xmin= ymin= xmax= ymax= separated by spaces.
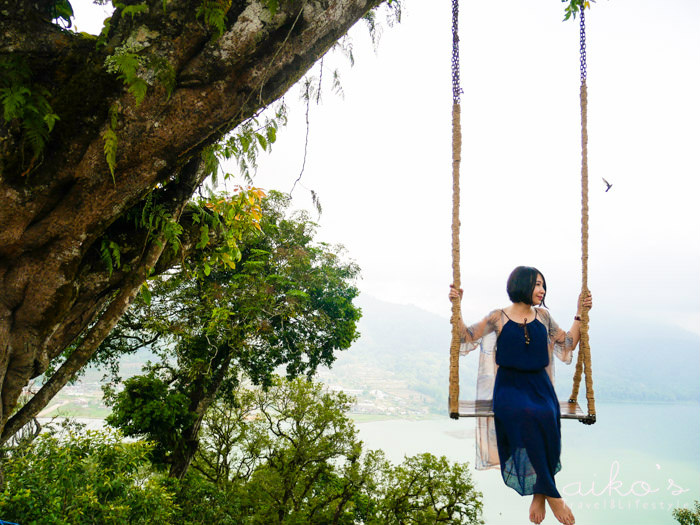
xmin=568 ymin=7 xmax=596 ymax=425
xmin=449 ymin=103 xmax=462 ymax=419
xmin=448 ymin=0 xmax=463 ymax=420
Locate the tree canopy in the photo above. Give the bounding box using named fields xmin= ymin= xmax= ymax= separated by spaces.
xmin=104 ymin=192 xmax=361 ymax=478
xmin=0 ymin=377 xmax=485 ymax=524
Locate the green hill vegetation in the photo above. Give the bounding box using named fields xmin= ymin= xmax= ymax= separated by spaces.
xmin=0 ymin=378 xmax=484 ymax=524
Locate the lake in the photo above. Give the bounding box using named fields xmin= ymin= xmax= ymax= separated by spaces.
xmin=355 ymin=402 xmax=700 ymax=525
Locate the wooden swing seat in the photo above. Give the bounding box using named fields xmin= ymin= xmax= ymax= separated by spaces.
xmin=456 ymin=399 xmax=595 ymax=424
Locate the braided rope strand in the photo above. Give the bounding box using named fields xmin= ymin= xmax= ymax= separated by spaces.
xmin=448 ymin=0 xmax=462 ymax=418
xmin=569 ymin=8 xmax=596 ymax=424
xmin=449 ymin=104 xmax=462 ymax=418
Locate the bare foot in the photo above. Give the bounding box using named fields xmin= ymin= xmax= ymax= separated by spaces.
xmin=545 ymin=496 xmax=575 ymax=525
xmin=529 ymin=494 xmax=546 ymax=524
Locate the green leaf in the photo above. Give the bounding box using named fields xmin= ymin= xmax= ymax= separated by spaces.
xmin=43 ymin=112 xmax=60 ymax=132
xmin=118 ymin=3 xmax=149 ymax=19
xmin=100 ymin=239 xmax=114 ymax=276
xmin=286 ymin=289 xmax=310 ymax=301
xmin=102 ymin=128 xmax=118 ymax=183
xmin=109 ymin=240 xmax=121 ymax=269
xmin=108 ymin=102 xmax=119 ymax=129
xmin=239 ymin=133 xmax=250 ymax=153
xmin=104 ymin=45 xmax=149 ymax=105
xmin=140 ymin=282 xmax=152 ymax=304
xmin=195 ymin=0 xmax=227 ymax=39
xmin=51 ymin=0 xmax=74 ymax=26
xmin=264 ymin=0 xmax=279 ymax=16
xmin=196 ymin=224 xmax=210 ymax=250
xmin=127 ymin=77 xmax=148 ymax=104
xmin=0 ymin=86 xmax=31 ymax=122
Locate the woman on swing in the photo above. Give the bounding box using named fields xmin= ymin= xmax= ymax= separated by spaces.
xmin=449 ymin=266 xmax=592 ymax=525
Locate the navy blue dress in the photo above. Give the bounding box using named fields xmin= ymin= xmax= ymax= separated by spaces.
xmin=493 ymin=312 xmax=562 ymax=497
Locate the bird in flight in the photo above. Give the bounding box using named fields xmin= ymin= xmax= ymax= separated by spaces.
xmin=602 ymin=177 xmax=613 ymax=192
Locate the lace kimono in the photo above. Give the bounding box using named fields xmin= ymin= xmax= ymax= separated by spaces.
xmin=460 ymin=307 xmax=575 ymax=471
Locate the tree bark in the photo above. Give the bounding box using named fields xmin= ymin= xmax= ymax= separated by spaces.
xmin=0 ymin=0 xmax=383 ymax=436
xmin=169 ymin=344 xmax=234 ymax=480
xmin=0 ymin=156 xmax=206 ymax=444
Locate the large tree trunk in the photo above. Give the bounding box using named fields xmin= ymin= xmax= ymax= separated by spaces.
xmin=169 ymin=345 xmax=234 ymax=479
xmin=0 ymin=0 xmax=382 ymax=437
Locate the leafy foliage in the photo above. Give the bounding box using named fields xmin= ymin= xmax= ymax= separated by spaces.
xmin=104 ymin=43 xmax=149 ymax=104
xmin=50 ymin=0 xmax=74 ymax=27
xmin=102 ymin=33 xmax=179 ymax=106
xmin=106 ymin=374 xmax=196 ymax=465
xmin=1 ymin=378 xmax=483 ymax=524
xmin=115 ymin=2 xmax=149 ymax=20
xmin=151 ymin=56 xmax=177 ymax=100
xmin=228 ymin=378 xmax=378 ymax=524
xmin=100 ymin=238 xmax=122 ymax=276
xmin=102 ymin=127 xmax=119 ymax=182
xmin=128 ymin=189 xmax=186 ymax=256
xmin=103 ymin=192 xmax=361 ymax=475
xmin=188 ymin=186 xmax=266 ymax=279
xmin=562 ymin=0 xmax=594 ymax=21
xmin=101 ymin=101 xmax=121 ymax=184
xmin=195 ymin=0 xmax=229 ymax=39
xmin=181 ymin=376 xmax=484 ymax=524
xmin=0 ymin=427 xmax=175 ymax=524
xmin=0 ymin=56 xmax=60 ymax=164
xmin=377 ymin=454 xmax=483 ymax=524
xmin=210 ymin=103 xmax=288 ymax=185
xmin=262 ymin=0 xmax=280 ymax=17
xmin=674 ymin=501 xmax=700 ymax=525
xmin=93 ymin=183 xmax=263 ymax=285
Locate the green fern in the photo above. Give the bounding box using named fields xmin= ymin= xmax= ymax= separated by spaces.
xmin=130 ymin=192 xmax=184 ymax=255
xmin=202 ymin=146 xmax=220 ymax=183
xmin=0 ymin=86 xmax=31 ymax=121
xmin=100 ymin=239 xmax=121 ymax=276
xmin=263 ymin=0 xmax=279 ymax=16
xmin=214 ymin=103 xmax=286 ymax=182
xmin=0 ymin=57 xmax=60 ymax=162
xmin=102 ymin=128 xmax=118 ymax=183
xmin=115 ymin=2 xmax=148 ymax=20
xmin=128 ymin=77 xmax=148 ymax=102
xmin=196 ymin=0 xmax=228 ymax=38
xmin=96 ymin=17 xmax=112 ymax=50
xmin=151 ymin=56 xmax=177 ymax=100
xmin=104 ymin=44 xmax=149 ymax=105
xmin=196 ymin=223 xmax=210 ymax=250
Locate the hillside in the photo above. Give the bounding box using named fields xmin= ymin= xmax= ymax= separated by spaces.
xmin=39 ymin=294 xmax=700 ymax=419
xmin=316 ymin=295 xmax=700 ymax=416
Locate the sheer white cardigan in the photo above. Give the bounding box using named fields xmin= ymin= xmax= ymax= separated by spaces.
xmin=459 ymin=307 xmax=576 ymax=470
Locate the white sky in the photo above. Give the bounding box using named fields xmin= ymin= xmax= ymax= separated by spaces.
xmin=73 ymin=0 xmax=700 ymax=334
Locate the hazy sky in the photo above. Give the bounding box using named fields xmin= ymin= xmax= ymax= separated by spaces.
xmin=73 ymin=0 xmax=700 ymax=335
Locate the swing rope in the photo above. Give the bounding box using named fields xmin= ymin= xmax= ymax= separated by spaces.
xmin=448 ymin=0 xmax=462 ymax=420
xmin=569 ymin=8 xmax=596 ymax=424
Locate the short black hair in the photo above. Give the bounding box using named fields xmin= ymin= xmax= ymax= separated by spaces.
xmin=506 ymin=266 xmax=547 ymax=307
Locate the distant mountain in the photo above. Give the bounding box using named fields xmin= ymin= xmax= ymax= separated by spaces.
xmin=58 ymin=294 xmax=699 ymax=419
xmin=317 ymin=295 xmax=700 ymax=415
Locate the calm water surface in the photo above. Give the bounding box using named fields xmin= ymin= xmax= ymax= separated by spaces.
xmin=356 ymin=403 xmax=700 ymax=525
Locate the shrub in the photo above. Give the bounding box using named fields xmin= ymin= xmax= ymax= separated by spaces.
xmin=0 ymin=427 xmax=174 ymax=524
